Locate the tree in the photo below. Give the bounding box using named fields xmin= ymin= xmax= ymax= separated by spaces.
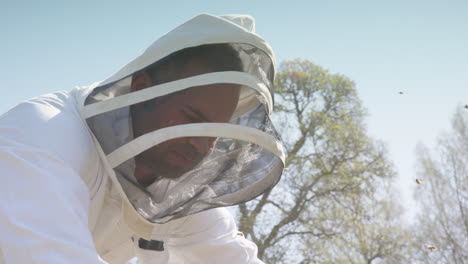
xmin=235 ymin=59 xmax=400 ymax=263
xmin=412 ymin=107 xmax=468 ymax=264
xmin=300 ymin=180 xmax=412 ymax=264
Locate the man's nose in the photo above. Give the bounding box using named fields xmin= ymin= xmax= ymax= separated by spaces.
xmin=188 ymin=136 xmax=217 ymax=155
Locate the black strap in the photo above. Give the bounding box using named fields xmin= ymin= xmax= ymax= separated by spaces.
xmin=138 ymin=238 xmax=164 ymax=251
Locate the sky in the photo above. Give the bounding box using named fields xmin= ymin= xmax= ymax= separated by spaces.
xmin=1 ymin=0 xmax=467 ymax=221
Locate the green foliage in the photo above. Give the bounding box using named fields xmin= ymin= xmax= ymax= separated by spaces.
xmin=301 ymin=183 xmax=413 ymax=264
xmin=236 ymin=59 xmax=403 ymax=263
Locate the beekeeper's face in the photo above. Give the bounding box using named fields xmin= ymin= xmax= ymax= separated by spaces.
xmin=131 ymin=58 xmax=240 ymax=185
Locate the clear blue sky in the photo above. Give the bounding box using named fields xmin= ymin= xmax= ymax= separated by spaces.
xmin=2 ymin=0 xmax=467 ymax=220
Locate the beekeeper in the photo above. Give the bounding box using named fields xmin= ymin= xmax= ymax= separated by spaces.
xmin=0 ymin=14 xmax=285 ymax=264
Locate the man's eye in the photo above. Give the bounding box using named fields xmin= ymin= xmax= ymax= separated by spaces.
xmin=188 ymin=116 xmax=199 ymax=122
xmin=184 ymin=110 xmax=205 ymax=123
xmin=185 ymin=112 xmax=201 ymax=123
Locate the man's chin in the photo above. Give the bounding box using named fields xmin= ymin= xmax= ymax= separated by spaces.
xmin=136 ymin=157 xmax=201 ymax=182
xmin=135 ymin=167 xmax=184 ymax=185
xmin=159 ymin=165 xmax=195 ymax=179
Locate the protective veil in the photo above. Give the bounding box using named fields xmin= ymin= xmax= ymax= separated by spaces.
xmin=81 ymin=14 xmax=285 ymax=239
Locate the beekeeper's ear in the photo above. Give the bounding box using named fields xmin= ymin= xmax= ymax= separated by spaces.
xmin=131 ymin=71 xmax=153 ymax=92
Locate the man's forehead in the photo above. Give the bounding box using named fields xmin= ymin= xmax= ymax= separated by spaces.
xmin=181 ymin=84 xmax=240 ymax=102
xmin=156 ymin=54 xmax=238 ymax=84
xmin=179 ymin=84 xmax=240 ymax=119
xmin=170 ymin=57 xmax=216 ymax=78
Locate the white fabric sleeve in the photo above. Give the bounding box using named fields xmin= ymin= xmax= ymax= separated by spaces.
xmin=0 ymin=147 xmax=103 ymax=264
xmin=135 ymin=207 xmax=265 ymax=264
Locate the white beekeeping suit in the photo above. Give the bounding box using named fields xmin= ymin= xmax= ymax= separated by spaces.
xmin=0 ymin=14 xmax=285 ymax=264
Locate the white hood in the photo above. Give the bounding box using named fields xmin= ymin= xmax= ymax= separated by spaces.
xmin=80 ymin=14 xmax=285 ymax=239
xmin=100 ymin=14 xmax=275 ymax=86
